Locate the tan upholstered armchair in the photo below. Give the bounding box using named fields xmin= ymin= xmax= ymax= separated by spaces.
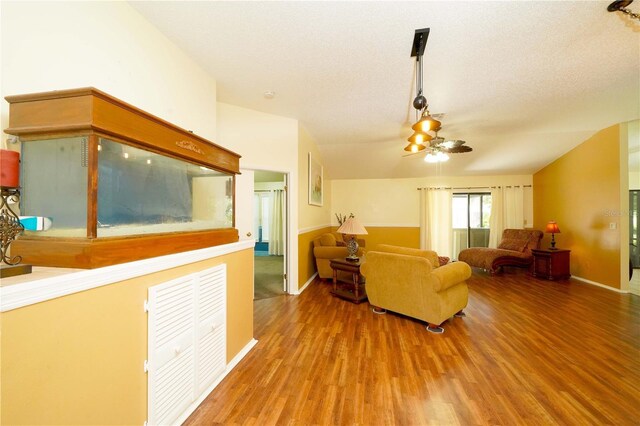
xmin=313 ymin=233 xmax=365 ymax=279
xmin=360 ymin=244 xmax=471 ymax=333
xmin=457 ymin=228 xmax=543 ymax=274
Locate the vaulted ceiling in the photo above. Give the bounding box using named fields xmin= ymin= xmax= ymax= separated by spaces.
xmin=131 ymin=1 xmax=640 ymax=179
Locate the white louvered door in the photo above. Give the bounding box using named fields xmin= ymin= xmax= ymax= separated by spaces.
xmin=147 ymin=264 xmax=227 ymax=426
xmin=195 ymin=266 xmax=226 ymax=394
xmin=148 ymin=276 xmax=196 ymax=426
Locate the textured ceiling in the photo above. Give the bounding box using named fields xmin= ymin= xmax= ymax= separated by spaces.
xmin=131 ymin=1 xmax=640 ymax=179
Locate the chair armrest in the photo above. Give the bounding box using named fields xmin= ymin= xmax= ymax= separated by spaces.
xmin=430 ymin=262 xmax=472 ymax=292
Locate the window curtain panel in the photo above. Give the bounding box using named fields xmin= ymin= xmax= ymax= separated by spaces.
xmin=488 ymin=187 xmax=504 ymax=248
xmin=419 ymin=188 xmax=453 ymax=258
xmin=268 ymin=189 xmax=285 ymax=255
xmin=503 ymin=186 xmax=524 ymax=229
xmin=489 ymin=186 xmax=524 ymax=247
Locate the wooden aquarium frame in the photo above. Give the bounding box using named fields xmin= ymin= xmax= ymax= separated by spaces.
xmin=5 ymin=87 xmax=241 ymax=269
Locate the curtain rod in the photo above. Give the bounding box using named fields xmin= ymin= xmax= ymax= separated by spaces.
xmin=416 ymin=185 xmax=532 ymax=190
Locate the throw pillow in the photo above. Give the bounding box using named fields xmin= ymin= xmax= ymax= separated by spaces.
xmin=319 ymin=233 xmax=337 ymax=247
xmin=498 ymin=238 xmax=527 ymax=252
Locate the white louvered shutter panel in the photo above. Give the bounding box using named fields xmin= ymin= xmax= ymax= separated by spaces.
xmin=195 ymin=265 xmax=227 ymax=393
xmin=148 ymin=276 xmax=196 ymax=426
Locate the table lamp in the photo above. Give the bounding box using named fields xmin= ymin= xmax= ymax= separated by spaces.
xmin=337 ymin=217 xmax=368 ymax=261
xmin=545 ymin=221 xmax=561 ymax=250
xmin=0 ymin=149 xmax=32 ymax=278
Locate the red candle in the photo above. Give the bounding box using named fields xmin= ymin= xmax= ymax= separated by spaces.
xmin=0 ymin=149 xmax=20 ymax=188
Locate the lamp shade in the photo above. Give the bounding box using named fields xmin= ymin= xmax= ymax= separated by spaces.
xmin=545 ymin=221 xmax=560 ymax=234
xmin=337 ymin=217 xmax=368 ymax=235
xmin=411 ymin=110 xmax=441 ymax=133
xmin=404 ymin=142 xmax=426 ymax=152
xmin=407 ymin=130 xmax=433 ymax=145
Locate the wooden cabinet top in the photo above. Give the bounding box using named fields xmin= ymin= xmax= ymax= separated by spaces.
xmin=4 ymin=87 xmax=241 ymax=174
xmin=532 ymin=248 xmax=571 ymax=254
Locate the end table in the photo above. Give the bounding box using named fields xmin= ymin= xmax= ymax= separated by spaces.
xmin=532 ymin=249 xmax=571 ymax=281
xmin=329 ymin=258 xmax=367 ymax=303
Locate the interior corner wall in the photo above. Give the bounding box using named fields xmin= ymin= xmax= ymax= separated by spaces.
xmin=216 ymin=102 xmax=300 ymax=288
xmin=297 ymin=124 xmax=332 ymax=288
xmin=533 ymin=124 xmax=622 ymax=288
xmin=629 ymin=120 xmax=640 ymax=190
xmin=1 ymin=1 xmax=218 ymax=144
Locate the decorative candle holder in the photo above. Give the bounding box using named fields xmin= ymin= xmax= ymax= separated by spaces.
xmin=0 ymin=187 xmax=32 ymax=278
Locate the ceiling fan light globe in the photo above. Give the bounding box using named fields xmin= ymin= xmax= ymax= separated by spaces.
xmin=438 ymin=152 xmax=450 ymax=162
xmin=424 ymin=153 xmax=438 ymax=163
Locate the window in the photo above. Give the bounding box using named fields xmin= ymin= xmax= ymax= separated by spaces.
xmin=452 ymin=193 xmax=492 ymax=258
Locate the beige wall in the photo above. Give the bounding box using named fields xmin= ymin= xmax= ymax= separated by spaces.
xmin=533 ymin=124 xmax=623 ymax=288
xmin=1 ymin=1 xmax=218 ymax=146
xmin=331 ymin=175 xmax=534 ymax=227
xmin=297 ymin=124 xmax=332 ymax=287
xmin=298 ymin=124 xmax=332 ymax=230
xmin=1 ymin=249 xmax=254 ymax=425
xmin=217 ymin=102 xmax=300 ymax=288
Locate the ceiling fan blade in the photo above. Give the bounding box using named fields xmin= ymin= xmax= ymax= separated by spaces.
xmin=443 ymin=145 xmax=473 ymax=154
xmin=441 ymin=139 xmax=466 ymax=149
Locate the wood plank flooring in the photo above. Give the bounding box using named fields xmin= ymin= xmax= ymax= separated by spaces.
xmin=185 ymin=269 xmax=640 ymax=425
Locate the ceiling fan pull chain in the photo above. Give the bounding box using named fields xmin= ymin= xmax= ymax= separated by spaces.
xmin=620 ymin=6 xmax=640 ymax=19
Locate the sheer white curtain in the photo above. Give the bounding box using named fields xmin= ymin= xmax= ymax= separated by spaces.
xmin=488 ymin=186 xmax=524 ymax=247
xmin=419 ymin=188 xmax=453 ymax=258
xmin=268 ymin=189 xmax=285 ymax=255
xmin=488 ymin=187 xmax=503 ymax=248
xmin=503 ymin=186 xmax=524 ymax=229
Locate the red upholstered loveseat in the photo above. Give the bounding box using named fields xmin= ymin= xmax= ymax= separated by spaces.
xmin=457 ymin=229 xmax=543 ymax=274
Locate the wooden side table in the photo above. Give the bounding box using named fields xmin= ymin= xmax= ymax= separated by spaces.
xmin=330 ymin=258 xmax=367 ymax=303
xmin=531 ymin=249 xmax=571 ymax=280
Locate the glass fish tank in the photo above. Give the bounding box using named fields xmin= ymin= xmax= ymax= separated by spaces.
xmin=20 ymin=137 xmax=234 ymax=238
xmin=6 ymin=87 xmax=240 ymax=268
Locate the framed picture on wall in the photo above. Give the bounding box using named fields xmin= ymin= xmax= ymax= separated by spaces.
xmin=308 ymin=153 xmax=323 ymax=206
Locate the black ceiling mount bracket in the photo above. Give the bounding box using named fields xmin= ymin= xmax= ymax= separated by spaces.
xmin=608 ymin=0 xmax=633 ymax=12
xmin=411 ymin=28 xmax=430 ymax=57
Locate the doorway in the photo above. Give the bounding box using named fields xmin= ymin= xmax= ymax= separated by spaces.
xmin=252 ymin=171 xmax=287 ymax=300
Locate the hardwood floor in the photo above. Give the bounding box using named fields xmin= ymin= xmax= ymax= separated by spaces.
xmin=185 ymin=269 xmax=640 ymax=425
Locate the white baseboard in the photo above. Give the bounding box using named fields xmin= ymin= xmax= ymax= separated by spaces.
xmin=226 ymin=338 xmax=259 ymax=370
xmin=176 ymin=338 xmax=258 ymax=425
xmin=291 ymin=272 xmax=317 ymax=295
xmin=572 ymin=276 xmax=629 ymax=294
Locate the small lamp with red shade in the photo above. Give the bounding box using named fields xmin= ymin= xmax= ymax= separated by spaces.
xmin=1 ymin=148 xmax=32 ymax=278
xmin=545 ymin=221 xmax=561 ymax=250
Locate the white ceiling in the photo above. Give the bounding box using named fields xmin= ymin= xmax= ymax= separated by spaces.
xmin=130 ymin=1 xmax=640 ymax=180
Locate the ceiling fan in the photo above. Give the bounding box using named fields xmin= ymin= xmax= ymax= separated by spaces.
xmin=403 ymin=28 xmax=473 ymax=162
xmin=403 ymin=136 xmax=473 ymax=162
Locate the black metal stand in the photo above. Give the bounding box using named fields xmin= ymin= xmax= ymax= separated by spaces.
xmin=0 ymin=187 xmax=31 ymax=278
